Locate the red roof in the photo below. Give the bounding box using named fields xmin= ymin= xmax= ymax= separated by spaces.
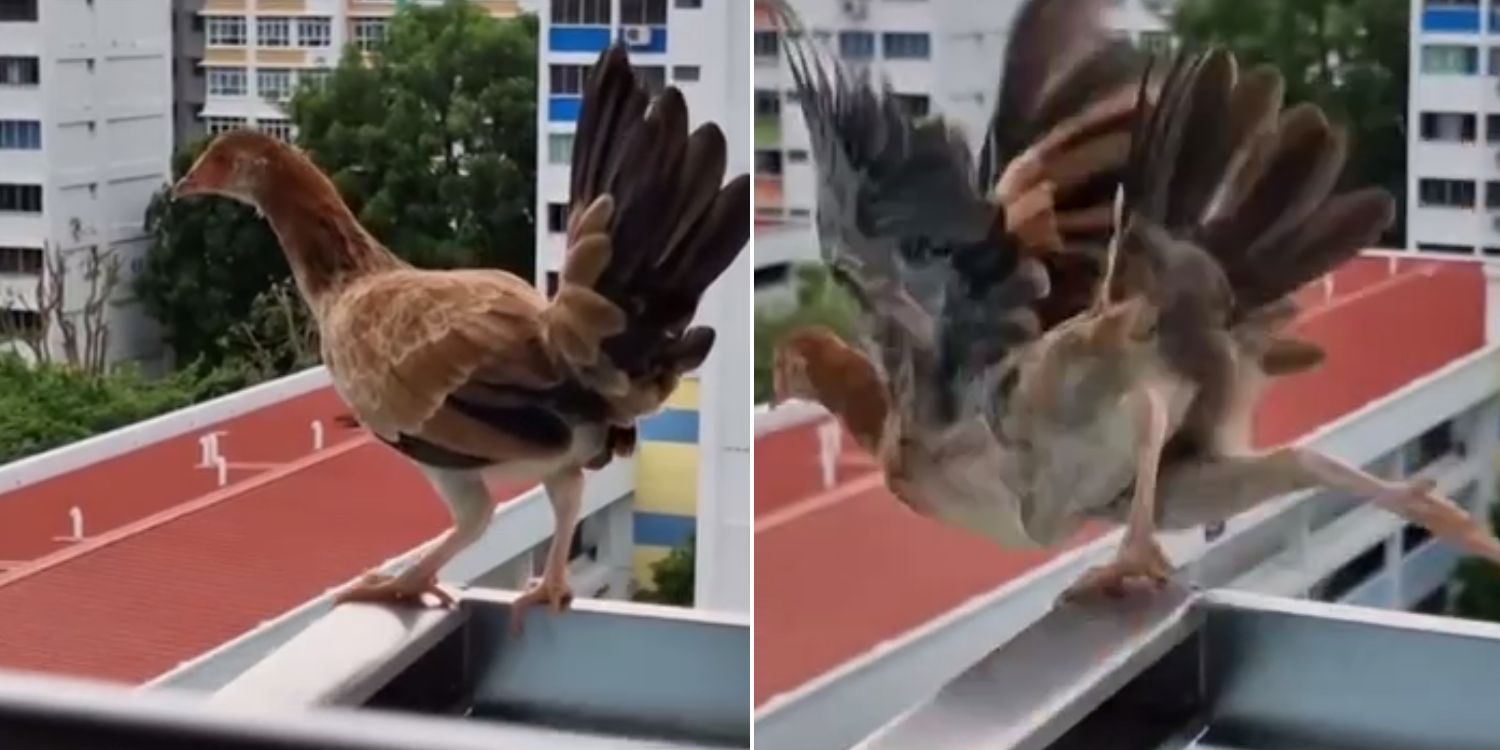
xmin=754 ymin=256 xmax=1487 ymax=707
xmin=0 ymin=394 xmax=532 ymax=684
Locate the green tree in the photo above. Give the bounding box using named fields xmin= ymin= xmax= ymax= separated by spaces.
xmin=0 ymin=355 xmax=246 ymax=464
xmin=1171 ymin=0 xmax=1409 ymax=244
xmin=635 ymin=535 xmax=696 ymax=606
xmin=753 ymin=264 xmax=862 ymax=403
xmin=136 ymin=0 xmax=538 ymax=368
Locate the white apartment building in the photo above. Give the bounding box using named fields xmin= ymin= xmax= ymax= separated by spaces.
xmin=751 ymin=0 xmax=1171 ymax=289
xmin=0 ymin=0 xmax=174 ymax=365
xmin=196 ymin=0 xmax=527 ymax=142
xmin=1407 ymin=0 xmax=1500 ymax=256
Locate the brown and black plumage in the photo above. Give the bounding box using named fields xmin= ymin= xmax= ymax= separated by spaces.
xmin=772 ymin=0 xmax=1500 ymax=600
xmin=173 ymin=42 xmax=749 ymax=617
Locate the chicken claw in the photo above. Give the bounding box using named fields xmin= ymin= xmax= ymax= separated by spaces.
xmin=1059 ymin=536 xmax=1173 ymax=602
xmin=1375 ymin=478 xmax=1500 ymax=566
xmin=509 ymin=576 xmax=575 ymax=634
xmin=335 ymin=570 xmax=456 ymax=608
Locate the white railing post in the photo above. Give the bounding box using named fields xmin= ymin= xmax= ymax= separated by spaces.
xmin=1483 ymin=264 xmax=1500 ymax=344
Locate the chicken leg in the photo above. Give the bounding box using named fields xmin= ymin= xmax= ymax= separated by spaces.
xmin=335 ymin=466 xmax=495 ymax=608
xmin=511 ymin=467 xmax=583 ymax=631
xmin=1155 ymin=447 xmax=1500 ymax=566
xmin=1062 ymin=383 xmax=1174 ymax=602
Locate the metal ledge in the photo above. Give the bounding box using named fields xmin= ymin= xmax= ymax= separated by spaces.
xmin=862 ymin=588 xmax=1500 ymax=750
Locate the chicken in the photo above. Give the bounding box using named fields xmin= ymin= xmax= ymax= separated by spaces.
xmin=172 ymin=43 xmax=750 ymax=618
xmin=771 ymin=0 xmax=1500 ymax=602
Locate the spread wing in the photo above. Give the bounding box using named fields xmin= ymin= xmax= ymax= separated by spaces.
xmin=780 ymin=14 xmax=1045 ymax=427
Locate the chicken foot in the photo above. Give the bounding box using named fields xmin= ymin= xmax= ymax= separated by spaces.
xmin=1156 ymin=447 xmax=1500 ymax=566
xmin=335 ymin=466 xmax=495 ymax=609
xmin=511 ymin=467 xmax=583 ymax=633
xmin=1062 ymin=383 xmax=1174 ymax=602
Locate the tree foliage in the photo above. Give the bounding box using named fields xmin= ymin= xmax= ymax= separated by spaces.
xmin=1452 ymin=500 xmax=1500 ymax=622
xmin=753 ymin=264 xmax=862 ymax=403
xmin=1171 ymin=0 xmax=1409 ymax=244
xmin=0 ymin=355 xmax=246 ymax=464
xmin=136 ymin=0 xmax=538 ymax=369
xmin=635 ymin=535 xmax=696 ymax=606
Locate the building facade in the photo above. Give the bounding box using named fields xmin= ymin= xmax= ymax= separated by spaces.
xmin=0 ymin=0 xmax=174 ymax=365
xmin=195 ymin=0 xmax=526 ymax=143
xmin=1407 ymin=0 xmax=1500 ymax=256
xmin=749 ymin=0 xmax=1171 ymax=292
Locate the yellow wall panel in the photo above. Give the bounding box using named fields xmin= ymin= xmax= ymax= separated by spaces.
xmin=635 ymin=443 xmax=699 ymax=516
xmin=204 ymin=0 xmax=248 ymax=13
xmin=255 ymin=49 xmax=308 ymax=65
xmin=664 ymin=377 xmax=701 ymax=410
xmin=478 ymin=0 xmax=522 ymax=16
xmin=257 ymin=0 xmax=307 ymax=12
xmin=633 ymin=546 xmax=670 ymax=587
xmin=204 ymin=49 xmax=249 ymax=65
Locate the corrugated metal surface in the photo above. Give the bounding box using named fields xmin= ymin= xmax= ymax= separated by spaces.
xmin=753 ymin=257 xmax=1487 ymax=708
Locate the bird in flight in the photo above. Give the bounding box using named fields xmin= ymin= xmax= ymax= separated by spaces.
xmin=174 ymin=42 xmax=749 ymax=618
xmin=770 ymin=0 xmax=1500 ymax=599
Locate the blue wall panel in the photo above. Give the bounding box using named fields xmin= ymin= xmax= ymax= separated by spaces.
xmin=1424 ymin=8 xmax=1481 ymax=33
xmin=550 ymin=26 xmax=612 ymax=53
xmin=549 ymin=96 xmax=582 ymax=122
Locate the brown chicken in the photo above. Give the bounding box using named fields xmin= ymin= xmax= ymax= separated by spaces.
xmin=172 ymin=43 xmax=749 ymax=618
xmin=771 ymin=0 xmax=1500 ymax=601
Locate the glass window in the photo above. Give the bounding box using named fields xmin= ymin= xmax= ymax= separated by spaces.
xmin=755 ymin=150 xmax=784 ymax=175
xmin=548 ymin=133 xmax=574 ymax=164
xmin=839 ymin=31 xmax=875 ymax=60
xmin=203 ymin=116 xmax=247 ymax=135
xmin=0 ymin=184 xmax=42 ymax=213
xmin=621 ymin=0 xmax=667 ymax=24
xmin=675 ymin=0 xmax=702 ymax=7
xmin=755 ymin=31 xmax=779 ymax=59
xmin=0 ymin=246 xmax=41 ymax=274
xmin=258 ymin=119 xmax=294 ymax=141
xmin=1139 ymin=30 xmax=1172 ymax=54
xmin=882 ymin=32 xmax=930 ymax=60
xmin=635 ymin=65 xmax=666 ymax=94
xmin=754 ymin=89 xmax=781 ymax=118
xmin=1422 ymin=44 xmax=1479 ymax=74
xmin=672 ymin=65 xmax=700 ymax=82
xmin=552 ymin=0 xmax=610 ymax=25
xmin=207 ymin=67 xmax=247 ymax=96
xmin=257 ymin=16 xmax=291 ymax=47
xmin=550 ymin=64 xmax=591 ymax=95
xmin=257 ymin=68 xmax=294 ymax=102
xmin=0 ymin=120 xmax=40 ymax=150
xmin=1419 ymin=111 xmax=1477 ymax=142
xmin=0 ymin=56 xmax=38 ymax=85
xmin=298 ymin=17 xmax=332 ymax=48
xmin=1418 ymin=178 xmax=1477 ymax=207
xmin=351 ymin=18 xmax=388 ymax=51
xmin=892 ymin=93 xmax=930 ymax=118
xmin=546 ymin=202 xmax=569 ymax=233
xmin=206 ymin=16 xmax=247 ymax=46
xmin=0 ymin=0 xmax=37 ymax=22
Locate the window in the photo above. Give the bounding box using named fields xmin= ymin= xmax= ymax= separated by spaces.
xmin=1418 ymin=242 xmax=1474 ymax=253
xmin=206 ymin=16 xmax=247 ymax=46
xmin=882 ymin=32 xmax=930 ymax=60
xmin=1420 ymin=111 xmax=1477 ymax=142
xmin=0 ymin=184 xmax=41 ymax=213
xmin=1488 ymin=181 xmax=1500 ymax=208
xmin=754 ymin=89 xmax=781 ymax=118
xmin=839 ymin=31 xmax=875 ymax=60
xmin=548 ymin=132 xmax=574 ymax=164
xmin=0 ymin=0 xmax=37 ymax=22
xmin=676 ymin=0 xmax=702 ymax=6
xmin=298 ymin=17 xmax=332 ymax=47
xmin=1489 ymin=46 xmax=1500 ymax=76
xmin=203 ymin=116 xmax=247 ymax=135
xmin=0 ymin=246 xmax=41 ymax=274
xmin=258 ymin=68 xmax=293 ymax=101
xmin=1139 ymin=30 xmax=1172 ymax=54
xmin=635 ymin=65 xmax=666 ymax=94
xmin=0 ymin=120 xmax=39 ymax=150
xmin=672 ymin=65 xmax=699 ymax=82
xmin=754 ymin=30 xmax=779 ymax=58
xmin=892 ymin=93 xmax=930 ymax=118
xmin=787 ymin=149 xmax=809 ymax=163
xmin=351 ymin=18 xmax=388 ymax=51
xmin=756 ymin=150 xmax=784 ymax=176
xmin=552 ymin=0 xmax=610 ymax=25
xmin=0 ymin=56 xmax=38 ymax=85
xmin=207 ymin=67 xmax=247 ymax=96
xmin=0 ymin=310 xmax=39 ymax=337
xmin=1418 ymin=178 xmax=1476 ymax=208
xmin=755 ymin=262 xmax=790 ymax=289
xmin=1422 ymin=44 xmax=1479 ymax=74
xmin=546 ymin=202 xmax=568 ymax=233
xmin=621 ymin=0 xmax=667 ymax=24
xmin=302 ymin=68 xmax=331 ymax=90
xmin=550 ymin=64 xmax=591 ymax=95
xmin=258 ymin=118 xmax=293 ymax=141
xmin=1488 ymin=114 xmax=1500 ymax=141
xmin=257 ymin=16 xmax=291 ymax=47
xmin=546 ymin=271 xmax=560 ymax=297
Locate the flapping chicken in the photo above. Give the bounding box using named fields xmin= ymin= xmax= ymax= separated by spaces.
xmin=173 ymin=43 xmax=749 ymax=616
xmin=771 ymin=0 xmax=1500 ymax=600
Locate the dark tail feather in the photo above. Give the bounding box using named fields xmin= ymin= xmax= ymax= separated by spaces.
xmin=566 ymin=42 xmax=750 ymax=384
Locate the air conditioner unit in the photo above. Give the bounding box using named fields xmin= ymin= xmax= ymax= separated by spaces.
xmin=622 ymin=25 xmax=652 ymax=46
xmin=842 ymin=0 xmax=869 ymax=19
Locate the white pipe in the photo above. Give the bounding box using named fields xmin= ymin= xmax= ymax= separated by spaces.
xmin=310 ymin=420 xmax=324 ymax=452
xmin=818 ymin=420 xmax=841 ymax=491
xmin=68 ymin=506 xmax=83 ymax=539
xmin=215 ymin=456 xmax=228 ymax=488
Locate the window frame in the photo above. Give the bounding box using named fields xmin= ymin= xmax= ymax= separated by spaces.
xmin=257 ymin=16 xmax=291 ymax=48
xmin=206 ymin=66 xmax=248 ymax=96
xmin=206 ymin=16 xmax=247 ymax=47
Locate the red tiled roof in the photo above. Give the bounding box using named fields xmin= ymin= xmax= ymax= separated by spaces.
xmin=0 ymin=435 xmax=533 ymax=684
xmin=753 ymin=256 xmax=1487 ymax=707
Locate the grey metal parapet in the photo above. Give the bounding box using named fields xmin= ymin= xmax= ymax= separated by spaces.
xmin=0 ymin=588 xmax=750 ymax=749
xmin=861 ymin=585 xmax=1500 ymax=750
